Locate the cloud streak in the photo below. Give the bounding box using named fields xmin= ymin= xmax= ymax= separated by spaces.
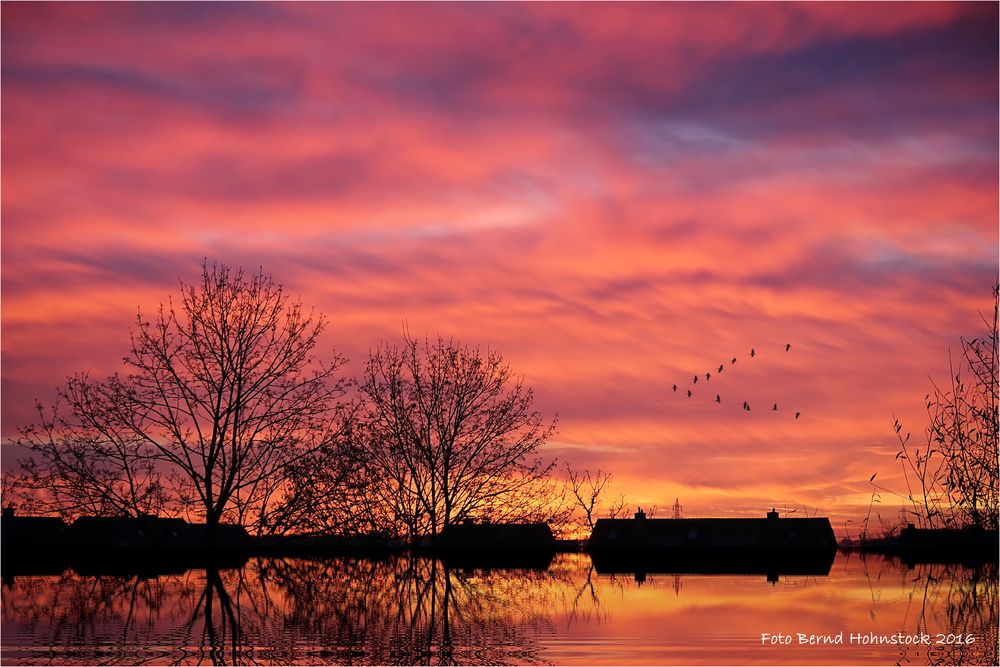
xmin=2 ymin=2 xmax=996 ymax=532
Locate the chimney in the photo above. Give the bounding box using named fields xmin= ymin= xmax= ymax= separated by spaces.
xmin=766 ymin=508 xmax=779 ymax=520
xmin=634 ymin=507 xmax=646 ymax=520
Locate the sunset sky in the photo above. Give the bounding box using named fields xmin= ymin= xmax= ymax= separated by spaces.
xmin=2 ymin=2 xmax=997 ymax=534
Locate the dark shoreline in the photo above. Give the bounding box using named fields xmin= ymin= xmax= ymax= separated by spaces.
xmin=4 ymin=513 xmax=994 ymax=579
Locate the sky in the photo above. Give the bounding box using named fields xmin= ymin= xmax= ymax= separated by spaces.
xmin=2 ymin=2 xmax=997 ymax=534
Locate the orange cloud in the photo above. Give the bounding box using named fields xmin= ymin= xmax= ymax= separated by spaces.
xmin=2 ymin=3 xmax=996 ymax=532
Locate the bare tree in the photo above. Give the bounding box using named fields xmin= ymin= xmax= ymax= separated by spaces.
xmin=565 ymin=464 xmax=613 ymax=532
xmin=606 ymin=494 xmax=630 ymax=519
xmin=272 ymin=421 xmax=410 ymax=538
xmin=8 ymin=385 xmax=166 ymax=519
xmin=10 ymin=262 xmax=351 ymax=537
xmin=929 ymin=284 xmax=999 ymax=528
xmin=564 ymin=463 xmax=633 ymax=536
xmin=895 ymin=283 xmax=999 ymax=529
xmin=358 ymin=335 xmax=557 ymax=543
xmin=246 ymin=425 xmax=374 ymax=537
xmin=892 ymin=415 xmax=950 ymax=528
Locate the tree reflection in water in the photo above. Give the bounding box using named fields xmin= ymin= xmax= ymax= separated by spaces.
xmin=895 ymin=560 xmax=998 ymax=667
xmin=251 ymin=555 xmax=586 ymax=664
xmin=2 ymin=556 xmax=588 ymax=665
xmin=2 ymin=553 xmax=997 ymax=665
xmin=850 ymin=553 xmax=998 ymax=667
xmin=2 ymin=571 xmax=194 ymax=664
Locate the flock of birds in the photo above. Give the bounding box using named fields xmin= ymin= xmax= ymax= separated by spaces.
xmin=671 ymin=343 xmax=801 ymax=419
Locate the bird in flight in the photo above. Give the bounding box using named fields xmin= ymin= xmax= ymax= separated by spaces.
xmin=731 ymin=357 xmax=737 ymax=365
xmin=687 ymin=389 xmax=693 ymax=398
xmin=715 ymin=394 xmax=721 ymax=403
xmin=772 ymin=403 xmax=778 ymax=411
xmin=718 ymin=364 xmax=724 ymax=373
xmin=750 ymin=348 xmax=756 ymax=358
xmin=693 ymin=375 xmax=698 ymax=384
xmin=705 ymin=372 xmax=711 ymax=381
xmin=743 ymin=401 xmax=750 ymax=411
xmin=672 ymin=384 xmax=677 ymax=392
xmin=795 ymin=412 xmax=801 ymax=419
xmin=785 ymin=343 xmax=791 ymax=352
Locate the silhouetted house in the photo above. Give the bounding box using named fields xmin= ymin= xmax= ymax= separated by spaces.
xmin=67 ymin=516 xmax=183 ymax=548
xmin=439 ymin=519 xmax=554 ymax=550
xmin=588 ymin=508 xmax=837 ymax=551
xmin=170 ymin=521 xmax=251 ymax=548
xmin=1 ymin=507 xmax=68 ymax=549
xmin=435 ymin=520 xmax=556 ymax=569
xmin=66 ymin=515 xmax=251 ymax=549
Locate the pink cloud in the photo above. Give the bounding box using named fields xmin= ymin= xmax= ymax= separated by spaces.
xmin=2 ymin=3 xmax=996 ymax=532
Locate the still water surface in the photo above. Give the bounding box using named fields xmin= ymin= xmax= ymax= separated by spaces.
xmin=2 ymin=552 xmax=996 ymax=665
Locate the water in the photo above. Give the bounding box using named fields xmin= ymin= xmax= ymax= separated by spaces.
xmin=2 ymin=552 xmax=996 ymax=665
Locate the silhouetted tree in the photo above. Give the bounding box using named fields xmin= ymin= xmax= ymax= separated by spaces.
xmin=930 ymin=284 xmax=999 ymax=528
xmin=892 ymin=416 xmax=947 ymax=529
xmin=10 ymin=262 xmax=351 ymax=536
xmin=10 ymin=385 xmax=167 ymax=519
xmin=565 ymin=464 xmax=613 ymax=532
xmin=359 ymin=335 xmax=557 ymax=543
xmin=895 ymin=284 xmax=999 ymax=529
xmin=262 ymin=423 xmax=383 ymax=537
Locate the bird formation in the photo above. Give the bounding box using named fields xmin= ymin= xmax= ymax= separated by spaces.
xmin=671 ymin=343 xmax=802 ymax=419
